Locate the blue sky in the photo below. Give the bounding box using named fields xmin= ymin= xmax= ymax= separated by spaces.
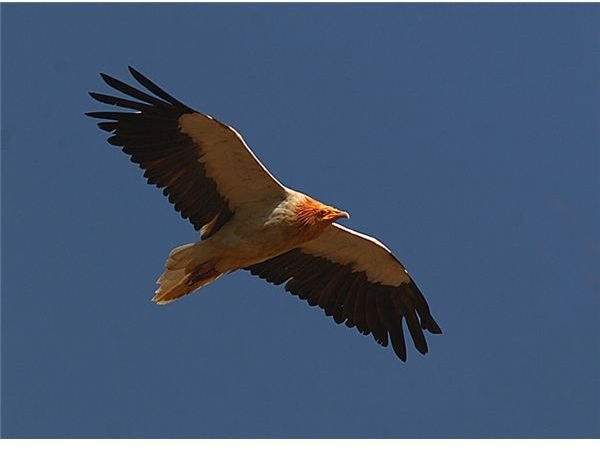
xmin=2 ymin=3 xmax=598 ymax=438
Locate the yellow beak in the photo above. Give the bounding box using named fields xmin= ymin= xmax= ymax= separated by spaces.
xmin=327 ymin=209 xmax=350 ymax=221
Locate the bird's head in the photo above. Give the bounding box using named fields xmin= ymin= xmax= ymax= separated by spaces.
xmin=315 ymin=205 xmax=350 ymax=223
xmin=294 ymin=196 xmax=350 ymax=230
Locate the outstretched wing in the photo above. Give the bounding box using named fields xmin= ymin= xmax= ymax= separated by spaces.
xmin=86 ymin=66 xmax=286 ymax=237
xmin=246 ymin=224 xmax=441 ymax=361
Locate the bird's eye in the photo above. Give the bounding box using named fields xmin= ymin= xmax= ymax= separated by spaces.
xmin=320 ymin=209 xmax=328 ymax=217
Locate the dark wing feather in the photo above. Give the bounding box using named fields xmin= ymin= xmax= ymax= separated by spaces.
xmin=245 ymin=245 xmax=442 ymax=362
xmin=87 ymin=67 xmax=231 ymax=235
xmin=87 ymin=67 xmax=286 ymax=237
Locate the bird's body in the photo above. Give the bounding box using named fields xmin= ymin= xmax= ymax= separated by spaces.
xmin=87 ymin=67 xmax=442 ymax=361
xmin=210 ymin=190 xmax=330 ymax=265
xmin=157 ymin=189 xmax=347 ymax=302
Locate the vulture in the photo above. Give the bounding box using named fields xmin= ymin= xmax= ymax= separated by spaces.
xmin=86 ymin=67 xmax=442 ymax=362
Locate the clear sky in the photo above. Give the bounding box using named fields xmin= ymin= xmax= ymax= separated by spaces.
xmin=2 ymin=3 xmax=599 ymax=438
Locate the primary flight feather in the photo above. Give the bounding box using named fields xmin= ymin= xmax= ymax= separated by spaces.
xmin=87 ymin=67 xmax=442 ymax=361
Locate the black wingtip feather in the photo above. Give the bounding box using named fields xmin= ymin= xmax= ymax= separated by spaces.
xmin=97 ymin=122 xmax=117 ymax=132
xmin=405 ymin=309 xmax=428 ymax=355
xmin=89 ymin=91 xmax=152 ymax=111
xmin=99 ymin=72 xmax=171 ymax=108
xmin=390 ymin=323 xmax=407 ymax=362
xmin=128 ymin=66 xmax=194 ymax=112
xmin=423 ymin=316 xmax=443 ymax=334
xmin=85 ymin=111 xmax=106 ymax=118
xmin=85 ymin=111 xmax=138 ymax=120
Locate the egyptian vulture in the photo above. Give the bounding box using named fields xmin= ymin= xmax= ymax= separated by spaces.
xmin=86 ymin=67 xmax=442 ymax=361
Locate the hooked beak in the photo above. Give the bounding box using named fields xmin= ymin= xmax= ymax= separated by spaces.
xmin=327 ymin=209 xmax=350 ymax=221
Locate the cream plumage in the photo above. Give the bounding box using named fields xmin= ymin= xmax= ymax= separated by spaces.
xmin=87 ymin=67 xmax=441 ymax=361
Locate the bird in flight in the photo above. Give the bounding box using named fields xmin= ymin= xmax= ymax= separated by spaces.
xmin=87 ymin=67 xmax=441 ymax=361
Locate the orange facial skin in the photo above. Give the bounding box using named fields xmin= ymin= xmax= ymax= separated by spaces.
xmin=293 ymin=197 xmax=350 ymax=240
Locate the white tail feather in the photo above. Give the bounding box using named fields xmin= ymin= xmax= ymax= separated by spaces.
xmin=152 ymin=242 xmax=223 ymax=305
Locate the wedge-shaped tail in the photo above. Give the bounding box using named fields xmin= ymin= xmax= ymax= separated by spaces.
xmin=153 ymin=242 xmax=223 ymax=305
